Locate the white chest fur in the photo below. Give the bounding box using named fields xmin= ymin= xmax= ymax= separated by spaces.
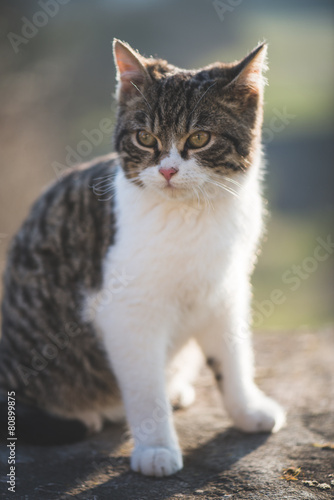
xmin=85 ymin=162 xmax=263 ymax=356
xmin=106 ymin=166 xmax=262 ymax=299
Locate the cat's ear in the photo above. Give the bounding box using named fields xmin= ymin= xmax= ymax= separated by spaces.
xmin=113 ymin=39 xmax=150 ymax=98
xmin=229 ymin=42 xmax=268 ymax=94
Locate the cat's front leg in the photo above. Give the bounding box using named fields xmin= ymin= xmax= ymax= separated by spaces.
xmin=95 ymin=308 xmax=182 ymax=477
xmin=196 ymin=302 xmax=285 ymax=433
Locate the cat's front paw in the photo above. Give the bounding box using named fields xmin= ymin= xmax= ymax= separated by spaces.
xmin=131 ymin=445 xmax=183 ymax=477
xmin=228 ymin=392 xmax=286 ymax=433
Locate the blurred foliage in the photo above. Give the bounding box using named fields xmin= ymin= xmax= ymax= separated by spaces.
xmin=0 ymin=0 xmax=333 ymax=329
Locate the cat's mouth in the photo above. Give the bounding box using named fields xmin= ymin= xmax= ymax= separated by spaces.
xmin=162 ymin=183 xmax=183 ymax=196
xmin=146 ymin=175 xmax=185 ymax=194
xmin=156 ymin=180 xmax=199 ymax=201
xmin=163 ymin=180 xmax=177 ymax=190
xmin=159 ymin=176 xmax=187 ymax=191
xmin=138 ymin=164 xmax=207 ymax=201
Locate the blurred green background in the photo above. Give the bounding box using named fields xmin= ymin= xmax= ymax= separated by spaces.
xmin=0 ymin=0 xmax=333 ymax=330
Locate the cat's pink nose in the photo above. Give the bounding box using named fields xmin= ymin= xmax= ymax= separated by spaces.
xmin=159 ymin=166 xmax=179 ymax=181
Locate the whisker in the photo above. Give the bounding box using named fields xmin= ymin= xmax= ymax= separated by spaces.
xmin=91 ymin=182 xmax=115 ymax=193
xmin=221 ymin=176 xmax=243 ymax=189
xmin=192 ymin=186 xmax=201 ymax=207
xmin=198 ymin=184 xmax=214 ymax=212
xmin=89 ymin=175 xmax=116 ymax=201
xmin=92 ymin=180 xmax=114 ymax=190
xmin=197 ymin=185 xmax=207 ymax=208
xmin=90 ymin=174 xmax=113 ymax=184
xmin=95 ymin=191 xmax=116 ymax=202
xmin=205 ymin=173 xmax=241 ymax=193
xmin=204 ymin=186 xmax=215 ymax=213
xmin=209 ymin=172 xmax=243 ymax=190
xmin=214 ymin=183 xmax=239 ymax=198
xmin=204 ymin=178 xmax=240 ymax=199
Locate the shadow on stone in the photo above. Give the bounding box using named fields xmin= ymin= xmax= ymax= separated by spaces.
xmin=69 ymin=427 xmax=270 ymax=500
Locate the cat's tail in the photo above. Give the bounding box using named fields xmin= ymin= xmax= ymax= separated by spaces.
xmin=0 ymin=393 xmax=88 ymax=446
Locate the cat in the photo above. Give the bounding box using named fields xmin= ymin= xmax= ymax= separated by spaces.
xmin=0 ymin=39 xmax=285 ymax=477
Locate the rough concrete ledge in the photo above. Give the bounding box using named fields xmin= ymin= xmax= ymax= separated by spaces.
xmin=1 ymin=329 xmax=333 ymax=500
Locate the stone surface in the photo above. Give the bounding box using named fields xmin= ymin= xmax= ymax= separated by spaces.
xmin=0 ymin=329 xmax=333 ymax=500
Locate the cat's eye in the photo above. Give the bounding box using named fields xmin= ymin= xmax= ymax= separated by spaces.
xmin=136 ymin=130 xmax=157 ymax=148
xmin=187 ymin=131 xmax=211 ymax=149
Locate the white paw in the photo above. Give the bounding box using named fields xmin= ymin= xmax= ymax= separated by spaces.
xmin=171 ymin=383 xmax=196 ymax=409
xmin=229 ymin=392 xmax=286 ymax=433
xmin=131 ymin=445 xmax=183 ymax=477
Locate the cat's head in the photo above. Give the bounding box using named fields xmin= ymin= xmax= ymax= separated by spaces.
xmin=113 ymin=39 xmax=267 ymax=201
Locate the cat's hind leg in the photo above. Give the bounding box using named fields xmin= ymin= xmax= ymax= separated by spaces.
xmin=167 ymin=339 xmax=204 ymax=409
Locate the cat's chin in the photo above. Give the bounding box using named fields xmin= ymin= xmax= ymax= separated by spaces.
xmin=143 ymin=181 xmax=202 ymax=202
xmin=152 ymin=185 xmax=199 ymax=202
xmin=148 ymin=184 xmax=227 ymax=205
